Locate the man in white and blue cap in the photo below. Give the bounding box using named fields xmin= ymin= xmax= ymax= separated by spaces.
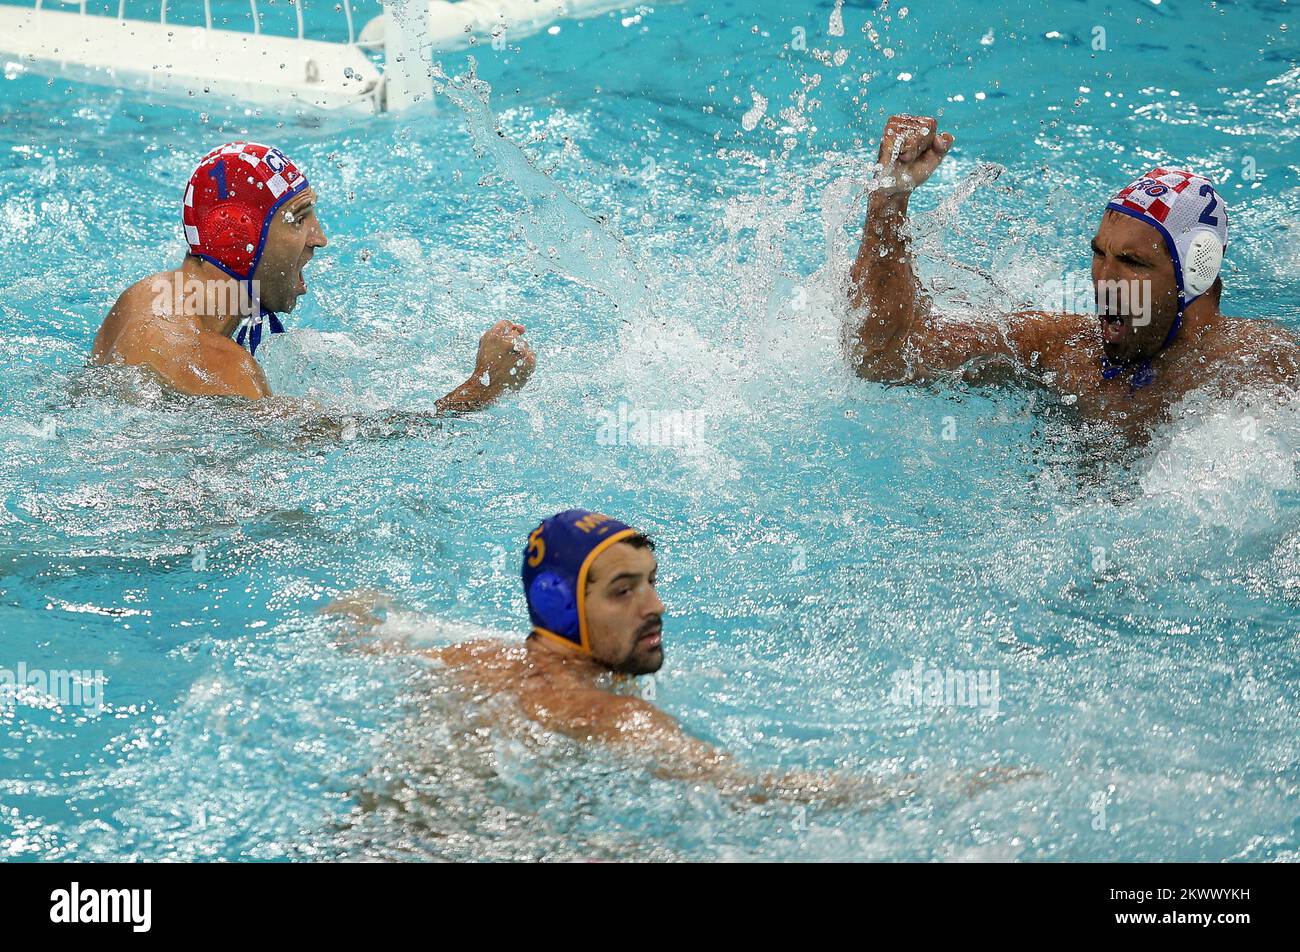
xmin=846 ymin=114 xmax=1299 ymax=433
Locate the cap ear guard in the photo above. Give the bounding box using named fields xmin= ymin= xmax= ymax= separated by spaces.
xmin=528 ymin=572 xmax=579 ymax=640
xmin=1182 ymin=230 xmax=1223 ymax=298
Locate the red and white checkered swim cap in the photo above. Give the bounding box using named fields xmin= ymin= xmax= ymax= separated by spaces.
xmin=182 ymin=142 xmax=310 ymax=281
xmin=1106 ymin=167 xmax=1228 ymax=308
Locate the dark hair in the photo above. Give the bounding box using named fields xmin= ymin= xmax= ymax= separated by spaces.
xmin=624 ymin=532 xmax=655 ymax=551
xmin=581 ymin=532 xmax=656 ymax=592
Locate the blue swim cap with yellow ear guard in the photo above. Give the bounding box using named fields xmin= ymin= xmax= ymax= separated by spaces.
xmin=521 ymin=510 xmax=639 ymax=653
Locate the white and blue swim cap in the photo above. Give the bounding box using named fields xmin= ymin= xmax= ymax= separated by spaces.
xmin=1106 ymin=167 xmax=1228 ymax=311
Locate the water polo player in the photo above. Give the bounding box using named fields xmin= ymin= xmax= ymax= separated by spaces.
xmin=327 ymin=509 xmax=920 ymax=805
xmin=92 ymin=141 xmax=534 ymax=410
xmin=846 ymin=114 xmax=1299 ymax=433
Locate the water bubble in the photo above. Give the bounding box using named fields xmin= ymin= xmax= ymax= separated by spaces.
xmin=741 ymin=90 xmax=768 ymax=131
xmin=829 ymin=0 xmax=845 ymax=37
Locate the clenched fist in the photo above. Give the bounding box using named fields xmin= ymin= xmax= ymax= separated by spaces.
xmin=436 ymin=319 xmax=536 ymax=414
xmin=473 ymin=319 xmax=536 ymax=396
xmin=874 ymin=114 xmax=954 ymax=196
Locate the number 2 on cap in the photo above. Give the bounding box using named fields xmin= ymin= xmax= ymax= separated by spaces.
xmin=1198 ymin=183 xmax=1220 ymax=227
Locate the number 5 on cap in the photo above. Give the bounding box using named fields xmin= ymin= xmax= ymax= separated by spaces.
xmin=527 ymin=527 xmax=546 ymax=567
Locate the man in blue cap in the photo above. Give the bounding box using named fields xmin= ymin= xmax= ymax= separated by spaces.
xmin=328 ymin=510 xmax=1035 ymax=803
xmin=517 ymin=509 xmax=665 ymax=675
xmin=429 ymin=509 xmax=892 ymax=800
xmin=330 ymin=509 xmax=902 ymax=803
xmin=433 ymin=510 xmax=711 ymax=759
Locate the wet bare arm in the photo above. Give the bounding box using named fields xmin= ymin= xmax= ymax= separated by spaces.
xmin=847 ymin=114 xmax=956 ymax=380
xmin=579 ymin=694 xmax=907 ymax=806
xmin=847 ymin=115 xmax=1080 ymax=385
xmin=249 ymin=320 xmax=537 ymax=439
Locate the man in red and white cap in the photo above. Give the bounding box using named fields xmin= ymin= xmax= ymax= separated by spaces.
xmin=93 ymin=141 xmax=533 ymax=410
xmin=845 ymin=115 xmax=1299 ymax=434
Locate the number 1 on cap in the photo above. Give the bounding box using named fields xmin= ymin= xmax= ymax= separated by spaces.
xmin=208 ymin=159 xmax=229 ymax=201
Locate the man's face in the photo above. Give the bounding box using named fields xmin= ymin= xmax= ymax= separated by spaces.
xmin=253 ymin=187 xmax=327 ymax=313
xmin=1091 ymin=210 xmax=1180 ymax=365
xmin=583 ymin=542 xmax=665 ymax=676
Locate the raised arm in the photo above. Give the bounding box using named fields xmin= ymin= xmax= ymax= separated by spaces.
xmin=249 ymin=319 xmax=538 ymax=438
xmin=847 ymin=115 xmax=1072 ymax=384
xmin=254 ymin=318 xmax=536 ymax=418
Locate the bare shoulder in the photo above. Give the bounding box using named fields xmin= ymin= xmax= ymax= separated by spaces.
xmin=428 ymin=639 xmax=524 ymax=670
xmin=197 ymin=329 xmax=269 ymax=391
xmin=1234 ymin=315 xmax=1299 ymax=349
xmin=92 ymin=270 xmax=269 ymax=399
xmin=92 ymin=273 xmax=173 ymax=358
xmin=425 ymin=640 xmax=538 ymax=698
xmin=116 ymin=272 xmax=175 ymax=311
xmin=1214 ymin=316 xmax=1300 ymax=385
xmin=551 ymin=690 xmax=679 ymax=738
xmin=130 ymin=323 xmax=265 ymax=399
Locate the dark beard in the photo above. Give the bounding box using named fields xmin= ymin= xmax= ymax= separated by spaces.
xmin=612 ymin=645 xmax=663 ymax=676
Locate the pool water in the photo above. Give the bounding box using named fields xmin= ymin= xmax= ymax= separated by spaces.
xmin=1 ymin=0 xmax=1299 ymax=861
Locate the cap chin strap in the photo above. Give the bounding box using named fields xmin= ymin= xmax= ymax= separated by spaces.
xmin=235 ymin=308 xmax=285 ymax=357
xmin=530 ymin=625 xmax=590 ymax=655
xmin=1099 ymin=302 xmax=1182 ymax=392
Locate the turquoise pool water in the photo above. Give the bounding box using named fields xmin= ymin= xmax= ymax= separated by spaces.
xmin=1 ymin=0 xmax=1298 ymax=861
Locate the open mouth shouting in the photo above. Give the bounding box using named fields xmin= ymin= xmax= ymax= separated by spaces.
xmin=1100 ymin=312 xmax=1126 ymax=345
xmin=295 ymin=252 xmax=313 ymax=295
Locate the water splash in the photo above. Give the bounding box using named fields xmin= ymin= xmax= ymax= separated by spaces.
xmin=430 ymin=58 xmax=655 ymax=320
